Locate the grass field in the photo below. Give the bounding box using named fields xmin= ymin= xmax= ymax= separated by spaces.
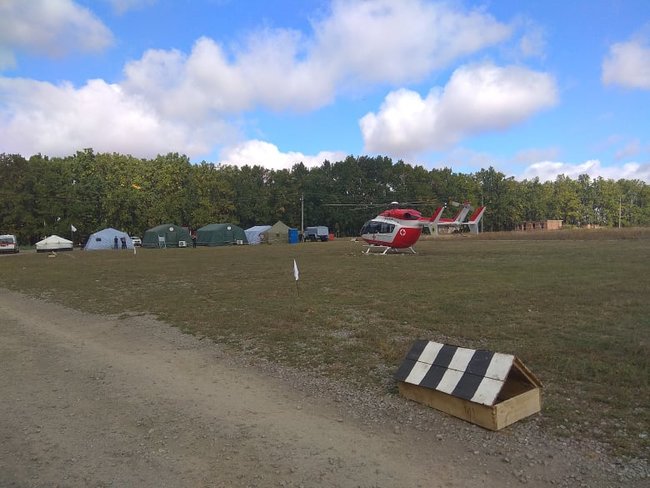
xmin=2 ymin=229 xmax=649 ymax=457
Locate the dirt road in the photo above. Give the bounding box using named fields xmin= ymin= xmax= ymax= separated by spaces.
xmin=0 ymin=290 xmax=640 ymax=487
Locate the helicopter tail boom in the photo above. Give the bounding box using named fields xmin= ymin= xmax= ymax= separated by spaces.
xmin=430 ymin=206 xmax=445 ymax=224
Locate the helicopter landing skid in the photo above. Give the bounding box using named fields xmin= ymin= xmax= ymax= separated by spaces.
xmin=364 ymin=245 xmax=416 ymax=255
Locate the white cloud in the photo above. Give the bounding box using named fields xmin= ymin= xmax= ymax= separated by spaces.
xmin=602 ymin=38 xmax=650 ymax=89
xmin=360 ymin=63 xmax=557 ymax=156
xmin=517 ymin=23 xmax=546 ymax=59
xmin=122 ymin=34 xmax=335 ymax=118
xmin=120 ymin=0 xmax=512 ymax=119
xmin=0 ymin=0 xmax=517 ymax=159
xmin=0 ymin=0 xmax=113 ymax=69
xmin=521 ymin=160 xmax=650 ymax=183
xmin=0 ymin=77 xmax=234 ymax=158
xmin=614 ymin=139 xmax=642 ymax=160
xmin=312 ymin=0 xmax=511 ymax=85
xmin=107 ymin=0 xmax=156 ymax=15
xmin=218 ymin=140 xmax=346 ymax=170
xmin=514 ymin=147 xmax=561 ymax=164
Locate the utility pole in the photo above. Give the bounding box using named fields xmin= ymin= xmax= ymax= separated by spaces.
xmin=300 ymin=193 xmax=304 ymax=240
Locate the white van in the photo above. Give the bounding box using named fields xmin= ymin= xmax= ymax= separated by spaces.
xmin=0 ymin=234 xmax=19 ymax=253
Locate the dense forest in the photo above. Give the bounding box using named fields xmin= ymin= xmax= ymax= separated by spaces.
xmin=1 ymin=150 xmax=648 ymax=245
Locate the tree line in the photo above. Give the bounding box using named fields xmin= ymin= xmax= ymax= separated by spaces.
xmin=1 ymin=150 xmax=648 ymax=244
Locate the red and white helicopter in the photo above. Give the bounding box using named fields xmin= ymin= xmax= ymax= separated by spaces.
xmin=358 ymin=201 xmax=486 ymax=254
xmin=359 ymin=202 xmax=445 ymax=254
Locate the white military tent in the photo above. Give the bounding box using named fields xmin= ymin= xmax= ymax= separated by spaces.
xmin=36 ymin=235 xmax=73 ymax=252
xmin=84 ymin=227 xmax=133 ymax=250
xmin=244 ymin=225 xmax=272 ymax=245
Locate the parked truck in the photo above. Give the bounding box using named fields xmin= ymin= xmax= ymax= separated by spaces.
xmin=304 ymin=226 xmax=329 ymax=242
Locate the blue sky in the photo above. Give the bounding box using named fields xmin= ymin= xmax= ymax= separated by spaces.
xmin=1 ymin=0 xmax=649 ymax=182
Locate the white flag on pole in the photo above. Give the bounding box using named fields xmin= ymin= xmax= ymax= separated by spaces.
xmin=293 ymin=259 xmax=299 ymax=281
xmin=70 ymin=224 xmax=77 ymax=232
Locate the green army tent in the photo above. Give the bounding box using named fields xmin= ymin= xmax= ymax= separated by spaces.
xmin=142 ymin=224 xmax=191 ymax=248
xmin=260 ymin=220 xmax=292 ymax=244
xmin=196 ymin=223 xmax=247 ymax=246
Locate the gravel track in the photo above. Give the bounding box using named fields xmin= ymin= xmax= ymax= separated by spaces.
xmin=0 ymin=290 xmax=646 ymax=487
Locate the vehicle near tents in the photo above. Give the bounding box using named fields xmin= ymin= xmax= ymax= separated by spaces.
xmin=261 ymin=221 xmax=292 ymax=244
xmin=196 ymin=223 xmax=247 ymax=246
xmin=305 ymin=226 xmax=329 ymax=242
xmin=244 ymin=225 xmax=272 ymax=245
xmin=142 ymin=224 xmax=192 ymax=248
xmin=84 ymin=227 xmax=133 ymax=251
xmin=0 ymin=234 xmax=19 ymax=253
xmin=36 ymin=235 xmax=73 ymax=252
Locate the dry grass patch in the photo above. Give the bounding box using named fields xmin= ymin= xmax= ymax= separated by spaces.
xmin=1 ymin=235 xmax=648 ymax=457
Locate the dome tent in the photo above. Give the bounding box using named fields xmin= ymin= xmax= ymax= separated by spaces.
xmin=244 ymin=225 xmax=272 ymax=245
xmin=142 ymin=224 xmax=191 ymax=248
xmin=196 ymin=223 xmax=247 ymax=246
xmin=84 ymin=227 xmax=133 ymax=250
xmin=36 ymin=235 xmax=73 ymax=252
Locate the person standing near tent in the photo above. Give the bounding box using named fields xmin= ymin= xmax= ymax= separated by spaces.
xmin=113 ymin=236 xmax=118 ymax=249
xmin=120 ymin=236 xmax=127 ymax=249
xmin=192 ymin=232 xmax=197 ymax=248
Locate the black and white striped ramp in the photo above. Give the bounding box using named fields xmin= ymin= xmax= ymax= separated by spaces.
xmin=394 ymin=340 xmax=514 ymax=407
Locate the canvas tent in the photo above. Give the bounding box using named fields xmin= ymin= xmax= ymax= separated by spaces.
xmin=196 ymin=223 xmax=247 ymax=246
xmin=84 ymin=227 xmax=133 ymax=250
xmin=36 ymin=235 xmax=73 ymax=252
xmin=245 ymin=225 xmax=272 ymax=245
xmin=142 ymin=224 xmax=191 ymax=248
xmin=261 ymin=220 xmax=292 ymax=244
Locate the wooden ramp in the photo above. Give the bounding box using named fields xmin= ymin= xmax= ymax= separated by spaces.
xmin=394 ymin=340 xmax=542 ymax=430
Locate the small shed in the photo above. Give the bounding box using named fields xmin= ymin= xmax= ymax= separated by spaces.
xmin=261 ymin=220 xmax=292 ymax=244
xmin=245 ymin=225 xmax=272 ymax=245
xmin=84 ymin=227 xmax=133 ymax=250
xmin=36 ymin=235 xmax=73 ymax=252
xmin=515 ymin=220 xmax=563 ymax=231
xmin=142 ymin=224 xmax=191 ymax=248
xmin=196 ymin=223 xmax=247 ymax=246
xmin=394 ymin=340 xmax=542 ymax=430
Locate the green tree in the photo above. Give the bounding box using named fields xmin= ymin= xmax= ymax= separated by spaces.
xmin=550 ymin=175 xmax=581 ymax=226
xmin=475 ymin=167 xmax=519 ymax=231
xmin=190 ymin=162 xmax=236 ymax=228
xmin=0 ymin=153 xmax=33 ymax=243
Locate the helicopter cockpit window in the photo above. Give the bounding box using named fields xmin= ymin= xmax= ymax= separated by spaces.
xmin=361 ymin=221 xmax=393 ymax=234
